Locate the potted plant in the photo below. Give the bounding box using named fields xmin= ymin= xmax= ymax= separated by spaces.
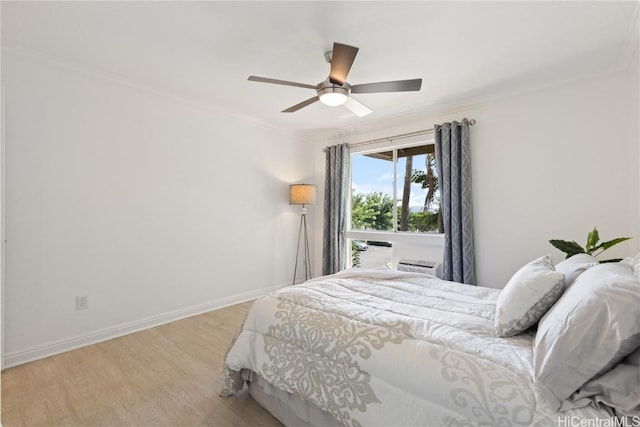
xmin=549 ymin=227 xmax=631 ymax=263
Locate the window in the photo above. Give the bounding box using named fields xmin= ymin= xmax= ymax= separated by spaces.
xmin=350 ymin=142 xmax=441 ymax=234
xmin=347 ymin=138 xmax=442 ymax=269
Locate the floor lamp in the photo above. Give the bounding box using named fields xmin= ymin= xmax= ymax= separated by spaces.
xmin=290 ymin=184 xmax=317 ymax=285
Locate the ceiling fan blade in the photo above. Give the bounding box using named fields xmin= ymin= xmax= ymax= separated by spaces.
xmin=351 ymin=79 xmax=422 ymax=94
xmin=282 ymin=96 xmax=320 ymax=113
xmin=248 ymin=76 xmax=317 ymax=90
xmin=343 ymin=96 xmax=372 ymax=118
xmin=329 ymin=42 xmax=359 ymax=85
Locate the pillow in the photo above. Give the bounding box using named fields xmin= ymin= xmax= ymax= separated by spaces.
xmin=495 ymin=255 xmax=565 ymax=338
xmin=560 ymin=346 xmax=640 ymax=414
xmin=621 ymin=253 xmax=640 ymax=280
xmin=533 ymin=263 xmax=640 ymax=410
xmin=554 ymin=253 xmax=598 ymax=287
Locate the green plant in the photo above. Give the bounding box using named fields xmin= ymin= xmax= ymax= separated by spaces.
xmin=351 ymin=241 xmax=361 ymax=267
xmin=549 ymin=227 xmax=631 ymax=263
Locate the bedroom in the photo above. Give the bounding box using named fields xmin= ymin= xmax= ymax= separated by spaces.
xmin=0 ymin=1 xmax=639 ymax=426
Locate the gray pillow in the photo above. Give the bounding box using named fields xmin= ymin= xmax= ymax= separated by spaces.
xmin=533 ymin=263 xmax=640 ymax=410
xmin=561 ymin=346 xmax=640 ymax=414
xmin=495 ymin=255 xmax=565 ymax=338
xmin=554 ymin=253 xmax=598 ymax=287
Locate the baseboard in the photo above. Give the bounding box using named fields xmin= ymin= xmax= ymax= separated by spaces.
xmin=3 ymin=283 xmax=287 ymax=369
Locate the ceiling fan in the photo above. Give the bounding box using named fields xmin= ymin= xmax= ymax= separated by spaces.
xmin=248 ymin=42 xmax=422 ymax=117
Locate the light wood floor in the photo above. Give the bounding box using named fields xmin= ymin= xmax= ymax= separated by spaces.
xmin=1 ymin=301 xmax=283 ymax=427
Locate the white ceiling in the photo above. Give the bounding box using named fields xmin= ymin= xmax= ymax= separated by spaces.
xmin=2 ymin=1 xmax=638 ymax=134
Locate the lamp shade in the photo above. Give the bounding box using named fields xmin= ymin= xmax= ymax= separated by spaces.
xmin=289 ymin=184 xmax=317 ymax=205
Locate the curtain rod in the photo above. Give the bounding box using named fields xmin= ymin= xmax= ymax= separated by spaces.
xmin=324 ymin=118 xmax=476 ymax=151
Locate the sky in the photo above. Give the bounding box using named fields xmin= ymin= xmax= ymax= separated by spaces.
xmin=351 ymin=153 xmax=434 ymax=211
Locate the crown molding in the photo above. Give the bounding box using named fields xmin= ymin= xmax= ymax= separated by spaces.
xmin=299 ymin=60 xmax=631 ymax=146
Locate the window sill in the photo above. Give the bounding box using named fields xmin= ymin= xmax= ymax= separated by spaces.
xmin=346 ymin=230 xmax=444 ymax=246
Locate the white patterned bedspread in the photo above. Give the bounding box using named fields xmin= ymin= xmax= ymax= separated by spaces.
xmin=221 ymin=269 xmax=615 ymax=427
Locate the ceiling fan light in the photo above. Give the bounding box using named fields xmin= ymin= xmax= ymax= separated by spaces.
xmin=318 ymin=86 xmax=349 ymax=107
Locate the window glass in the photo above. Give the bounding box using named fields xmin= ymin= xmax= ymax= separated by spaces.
xmin=351 ymin=154 xmax=395 ymax=231
xmin=351 ymin=144 xmax=440 ymax=233
xmin=398 ymin=148 xmax=440 ymax=232
xmin=349 ymin=142 xmax=439 ymax=269
xmin=349 ymin=239 xmax=392 ymax=269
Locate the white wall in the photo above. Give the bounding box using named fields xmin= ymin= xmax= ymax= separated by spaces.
xmin=470 ymin=68 xmax=638 ymax=286
xmin=308 ymin=66 xmax=640 ymax=288
xmin=2 ymin=52 xmax=313 ymax=365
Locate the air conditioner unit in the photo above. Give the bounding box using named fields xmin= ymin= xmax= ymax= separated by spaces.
xmin=397 ymin=259 xmax=441 ymax=276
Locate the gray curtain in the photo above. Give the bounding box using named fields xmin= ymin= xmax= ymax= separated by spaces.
xmin=435 ymin=119 xmax=476 ymax=285
xmin=322 ymin=143 xmax=350 ymax=275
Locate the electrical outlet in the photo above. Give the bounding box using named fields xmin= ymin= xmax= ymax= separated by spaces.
xmin=76 ymin=296 xmax=88 ymax=310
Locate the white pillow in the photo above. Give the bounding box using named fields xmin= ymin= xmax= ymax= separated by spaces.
xmin=621 ymin=253 xmax=640 ymax=280
xmin=555 ymin=253 xmax=598 ymax=287
xmin=533 ymin=263 xmax=640 ymax=410
xmin=495 ymin=255 xmax=565 ymax=338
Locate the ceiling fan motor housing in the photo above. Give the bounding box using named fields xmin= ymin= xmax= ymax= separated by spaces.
xmin=317 ymin=81 xmax=350 ymax=106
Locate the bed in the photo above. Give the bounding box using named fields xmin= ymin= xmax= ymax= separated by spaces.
xmin=221 ymin=259 xmax=640 ymax=427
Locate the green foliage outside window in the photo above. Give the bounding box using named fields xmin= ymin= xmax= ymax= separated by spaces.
xmin=407 ymin=210 xmax=439 ymax=232
xmin=351 ymin=190 xmax=439 ymax=232
xmin=351 ymin=241 xmax=361 ymax=267
xmin=352 ymin=191 xmax=394 ymax=231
